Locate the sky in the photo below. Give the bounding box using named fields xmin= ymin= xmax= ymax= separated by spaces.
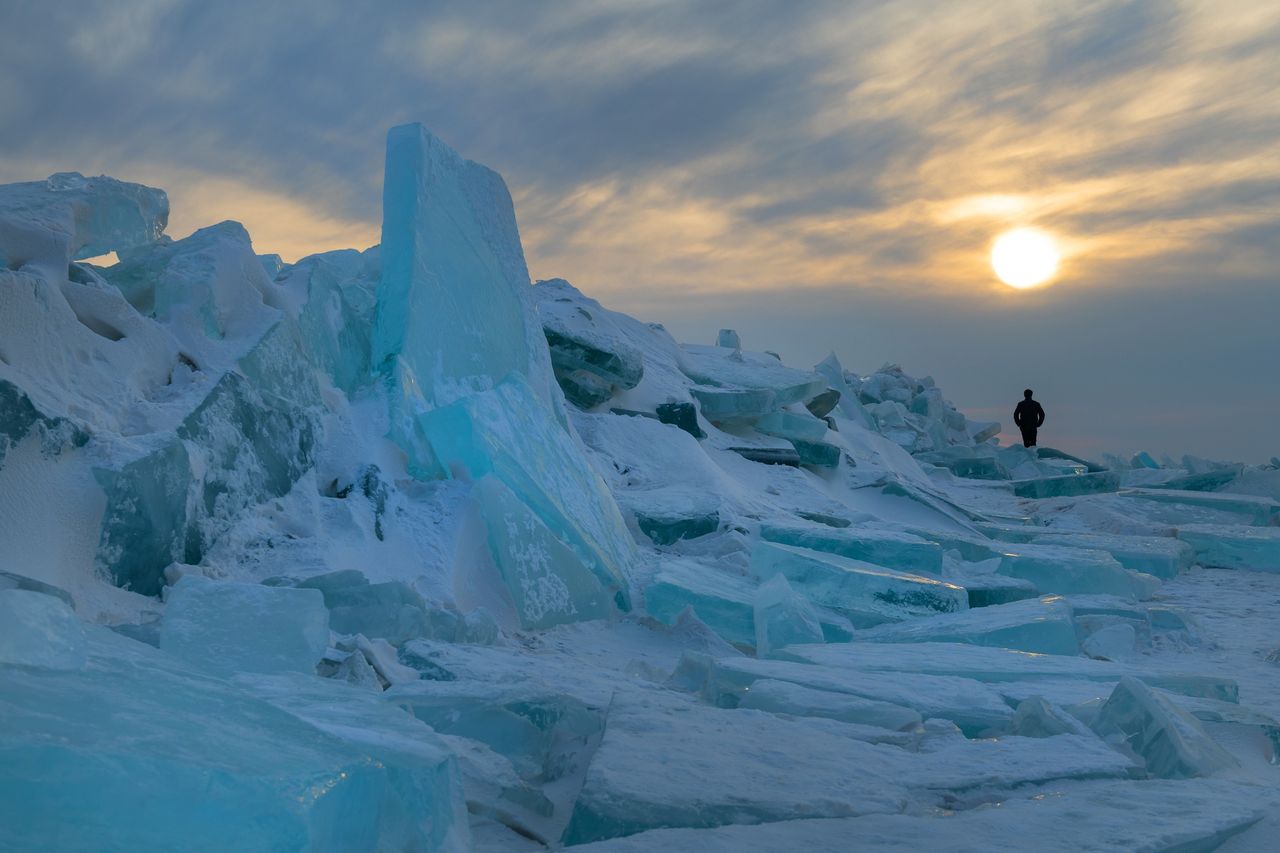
xmin=2 ymin=0 xmax=1278 ymax=461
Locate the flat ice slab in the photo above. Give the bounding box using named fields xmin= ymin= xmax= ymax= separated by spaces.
xmin=566 ymin=689 xmax=1133 ymax=844
xmin=751 ymin=540 xmax=966 ymax=628
xmin=645 ymin=559 xmax=847 ymax=649
xmin=684 ymin=653 xmax=1016 ymax=735
xmin=760 ymin=522 xmax=944 ymax=575
xmin=982 ymin=527 xmax=1195 ymax=580
xmin=1011 ymin=471 xmax=1120 ymax=499
xmin=569 ymin=779 xmax=1262 ymax=852
xmin=563 ymin=690 xmax=910 ymax=843
xmin=851 ymin=595 xmax=1081 ymax=656
xmin=1121 ymin=488 xmax=1280 ymax=526
xmin=1176 ymin=523 xmax=1280 ymax=572
xmin=995 ymin=542 xmax=1160 ymax=599
xmin=777 ymin=642 xmax=1239 ymax=702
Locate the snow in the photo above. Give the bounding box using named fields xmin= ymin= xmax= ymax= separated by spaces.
xmin=2 ymin=126 xmax=1278 ymax=851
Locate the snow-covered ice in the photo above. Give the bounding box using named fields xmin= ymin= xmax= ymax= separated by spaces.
xmin=2 ymin=126 xmax=1278 ymax=851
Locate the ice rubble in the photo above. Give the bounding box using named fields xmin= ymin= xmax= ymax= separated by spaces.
xmin=3 ymin=124 xmax=1279 ymax=851
xmin=0 ymin=588 xmax=470 ymax=852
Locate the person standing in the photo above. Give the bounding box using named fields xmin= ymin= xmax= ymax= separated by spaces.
xmin=1014 ymin=389 xmax=1045 ymax=448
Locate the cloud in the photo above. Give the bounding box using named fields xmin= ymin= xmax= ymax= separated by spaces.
xmin=1 ymin=0 xmax=1277 ymax=458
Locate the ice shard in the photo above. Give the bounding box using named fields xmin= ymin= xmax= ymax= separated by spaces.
xmin=790 ymin=439 xmax=842 ymax=468
xmin=751 ymin=541 xmax=966 ymax=627
xmin=279 ymin=248 xmax=378 ymax=394
xmin=0 ymin=379 xmax=88 ymax=469
xmin=645 ymin=560 xmax=851 ymax=648
xmin=421 ymin=373 xmax=634 ymax=610
xmin=681 ymin=344 xmax=826 ymax=423
xmin=93 ymin=437 xmax=194 ymax=595
xmin=0 ymin=589 xmax=86 ymax=670
xmin=631 ymin=503 xmax=720 ymax=545
xmin=473 ymin=475 xmax=619 ymax=628
xmin=1081 ymin=622 xmax=1138 ymax=661
xmin=1093 ymin=677 xmax=1239 ymax=778
xmin=753 ymin=574 xmax=824 ymax=656
xmin=106 ymin=221 xmax=277 ymax=360
xmin=813 ymin=352 xmax=875 ymax=430
xmin=1010 ymin=696 xmax=1096 ymax=738
xmin=160 ymin=576 xmax=329 ymax=676
xmin=1019 ymin=531 xmax=1194 ymax=579
xmin=1121 ymin=488 xmax=1280 ymax=526
xmin=297 ymin=570 xmax=435 ymax=644
xmin=175 ymin=321 xmax=321 ymax=546
xmin=644 ymin=559 xmax=759 ymax=648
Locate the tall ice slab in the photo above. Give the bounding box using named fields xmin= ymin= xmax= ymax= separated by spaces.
xmin=372 ymin=123 xmax=558 ymax=428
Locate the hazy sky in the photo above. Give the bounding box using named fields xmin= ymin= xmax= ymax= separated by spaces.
xmin=3 ymin=0 xmax=1277 ymax=461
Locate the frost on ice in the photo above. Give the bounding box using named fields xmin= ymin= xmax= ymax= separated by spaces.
xmin=2 ymin=125 xmax=1279 ymax=851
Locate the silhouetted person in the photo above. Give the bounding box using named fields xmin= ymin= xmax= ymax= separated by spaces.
xmin=1014 ymin=389 xmax=1045 ymax=448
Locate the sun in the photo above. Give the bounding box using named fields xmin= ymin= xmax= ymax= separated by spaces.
xmin=991 ymin=227 xmax=1060 ymax=289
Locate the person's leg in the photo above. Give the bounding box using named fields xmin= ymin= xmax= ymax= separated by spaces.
xmin=1021 ymin=428 xmax=1037 ymax=448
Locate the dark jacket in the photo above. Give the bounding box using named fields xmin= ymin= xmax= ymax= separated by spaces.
xmin=1014 ymin=399 xmax=1045 ymax=430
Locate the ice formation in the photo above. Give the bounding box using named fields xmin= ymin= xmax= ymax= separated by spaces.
xmin=2 ymin=126 xmax=1278 ymax=851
